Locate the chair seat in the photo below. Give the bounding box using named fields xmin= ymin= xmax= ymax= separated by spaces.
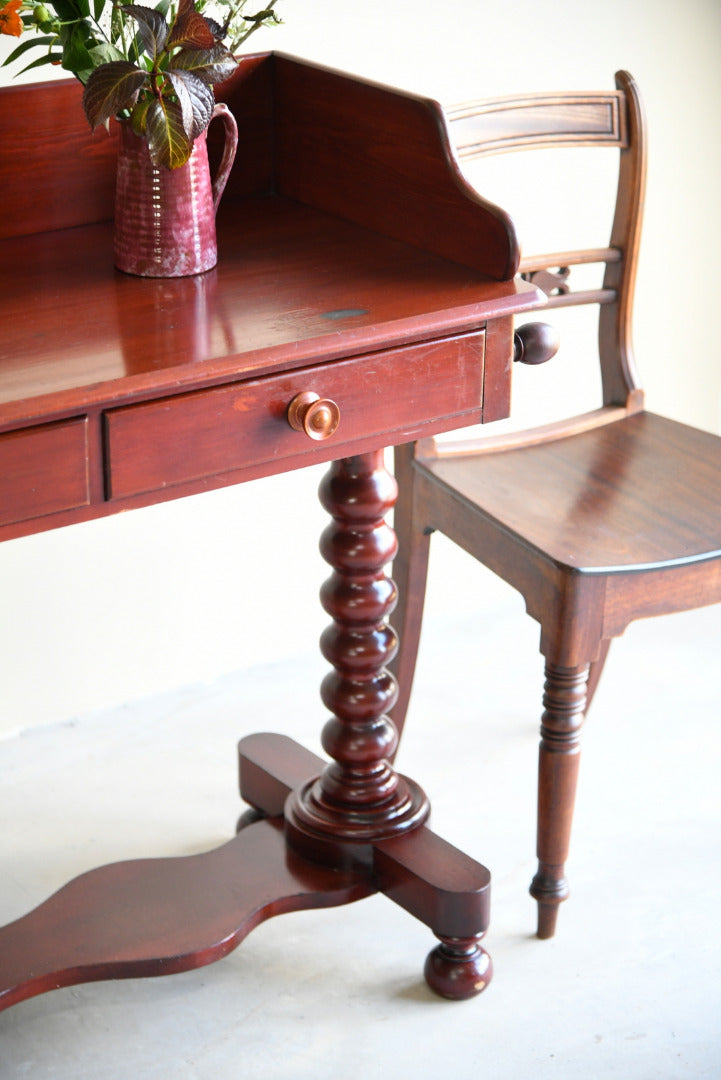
xmin=424 ymin=412 xmax=721 ymax=574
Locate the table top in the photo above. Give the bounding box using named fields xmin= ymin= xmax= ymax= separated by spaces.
xmin=0 ymin=194 xmax=536 ymax=431
xmin=0 ymin=54 xmax=543 ymax=541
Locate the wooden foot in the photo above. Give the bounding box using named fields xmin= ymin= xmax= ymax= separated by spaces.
xmin=424 ymin=937 xmax=492 ymax=1000
xmin=374 ymin=824 xmax=492 ymax=999
xmin=534 ymin=896 xmax=561 ymax=940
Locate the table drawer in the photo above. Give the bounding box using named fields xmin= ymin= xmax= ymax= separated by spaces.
xmin=0 ymin=418 xmax=90 ymax=528
xmin=105 ymin=333 xmax=484 ymax=500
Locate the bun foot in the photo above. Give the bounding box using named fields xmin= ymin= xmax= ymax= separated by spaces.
xmin=424 ymin=936 xmax=492 ymax=1000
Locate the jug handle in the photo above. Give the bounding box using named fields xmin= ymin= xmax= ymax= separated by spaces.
xmin=209 ymin=103 xmax=239 ymax=214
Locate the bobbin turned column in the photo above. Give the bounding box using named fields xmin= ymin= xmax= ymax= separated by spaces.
xmin=285 ymin=450 xmax=430 ymax=866
xmin=239 ymin=450 xmax=493 ymax=999
xmin=279 ymin=450 xmax=492 ymax=998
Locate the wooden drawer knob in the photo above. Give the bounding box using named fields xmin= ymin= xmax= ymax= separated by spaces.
xmin=287 ymin=392 xmax=341 ymax=441
xmin=513 ymin=322 xmax=559 ymax=365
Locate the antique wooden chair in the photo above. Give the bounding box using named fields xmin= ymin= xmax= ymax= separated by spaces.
xmin=391 ymin=71 xmax=721 ymax=938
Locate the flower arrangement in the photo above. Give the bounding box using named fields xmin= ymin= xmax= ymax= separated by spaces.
xmin=1 ymin=0 xmax=281 ymax=166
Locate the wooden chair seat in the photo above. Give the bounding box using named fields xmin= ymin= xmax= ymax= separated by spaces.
xmin=423 ymin=412 xmax=721 ymax=573
xmin=390 ymin=71 xmax=721 ymax=940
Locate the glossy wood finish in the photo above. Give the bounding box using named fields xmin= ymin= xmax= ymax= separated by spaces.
xmin=0 ymin=54 xmax=540 ymax=545
xmin=246 ymin=451 xmax=493 ymax=998
xmin=286 ymin=451 xmax=431 ymax=856
xmin=391 ymin=71 xmax=721 ymax=938
xmin=103 ymin=332 xmax=486 ymax=501
xmin=0 ymin=816 xmax=374 ymax=1012
xmin=0 ymin=56 xmax=542 ymax=1013
xmin=272 ymin=57 xmax=519 ymax=281
xmin=0 ymin=419 xmax=90 ymax=527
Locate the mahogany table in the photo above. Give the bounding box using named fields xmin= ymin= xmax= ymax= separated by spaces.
xmin=0 ymin=53 xmax=541 ymax=1012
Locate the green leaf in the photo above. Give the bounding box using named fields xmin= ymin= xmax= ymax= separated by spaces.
xmin=145 ymin=96 xmax=193 ymax=168
xmin=121 ymin=4 xmax=169 ymax=59
xmin=15 ymin=52 xmax=66 ymax=76
xmin=59 ymin=21 xmax=94 ymax=75
xmin=166 ymin=68 xmax=214 ymax=138
xmin=51 ymin=0 xmax=88 ymax=21
xmin=82 ymin=61 xmax=148 ymax=128
xmin=244 ymin=8 xmax=279 ymax=23
xmin=1 ymin=35 xmax=57 ymax=68
xmin=88 ymin=42 xmax=127 ymax=65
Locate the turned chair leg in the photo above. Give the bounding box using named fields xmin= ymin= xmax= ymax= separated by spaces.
xmin=586 ymin=638 xmax=611 ymax=716
xmin=530 ymin=660 xmax=590 ymax=938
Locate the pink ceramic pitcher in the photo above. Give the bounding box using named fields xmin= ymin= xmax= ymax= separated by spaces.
xmin=114 ymin=103 xmax=238 ymax=278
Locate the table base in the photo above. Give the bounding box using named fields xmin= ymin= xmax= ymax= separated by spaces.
xmin=0 ymin=733 xmax=491 ymax=1010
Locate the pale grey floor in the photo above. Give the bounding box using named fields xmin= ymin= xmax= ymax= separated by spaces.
xmin=1 ymin=545 xmax=720 ymax=1078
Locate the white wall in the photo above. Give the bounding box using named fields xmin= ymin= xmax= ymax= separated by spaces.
xmin=1 ymin=0 xmax=720 ymax=734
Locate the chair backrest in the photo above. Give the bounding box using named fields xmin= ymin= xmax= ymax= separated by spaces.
xmin=442 ymin=71 xmax=647 ymax=449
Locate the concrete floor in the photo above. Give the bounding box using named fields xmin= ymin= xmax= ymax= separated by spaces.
xmin=1 ymin=549 xmax=720 ymax=1078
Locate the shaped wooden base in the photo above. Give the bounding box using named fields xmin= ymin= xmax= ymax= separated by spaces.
xmin=0 ymin=452 xmax=492 ymax=1015
xmin=0 ymin=733 xmax=491 ymax=1011
xmin=0 ymin=812 xmax=372 ymax=1013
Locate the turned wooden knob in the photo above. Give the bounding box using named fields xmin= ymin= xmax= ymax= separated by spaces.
xmin=287 ymin=392 xmax=341 ymax=440
xmin=513 ymin=322 xmax=560 ymax=365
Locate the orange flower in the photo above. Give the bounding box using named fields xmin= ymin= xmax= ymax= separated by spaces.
xmin=0 ymin=0 xmax=23 ymax=36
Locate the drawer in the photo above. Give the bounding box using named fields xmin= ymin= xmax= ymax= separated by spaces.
xmin=105 ymin=333 xmax=484 ymax=500
xmin=0 ymin=418 xmax=90 ymax=528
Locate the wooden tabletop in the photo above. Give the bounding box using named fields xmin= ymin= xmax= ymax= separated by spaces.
xmin=0 ymin=194 xmax=536 ymax=430
xmin=0 ymin=54 xmax=543 ymax=542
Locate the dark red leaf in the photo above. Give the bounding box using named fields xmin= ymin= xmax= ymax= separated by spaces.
xmin=82 ymin=61 xmax=148 ymax=129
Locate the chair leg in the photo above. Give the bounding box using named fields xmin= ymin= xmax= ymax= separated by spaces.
xmin=389 ymin=443 xmax=433 ymax=754
xmin=530 ymin=660 xmax=590 ymax=938
xmin=586 ymin=638 xmax=611 ymax=715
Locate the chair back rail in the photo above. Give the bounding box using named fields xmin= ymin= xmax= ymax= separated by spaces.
xmin=447 ymin=91 xmax=628 ymax=157
xmin=428 ymin=70 xmax=647 ymax=461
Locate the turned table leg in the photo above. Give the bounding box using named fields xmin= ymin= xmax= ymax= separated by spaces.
xmin=286 ymin=450 xmax=429 ymax=851
xmin=244 ymin=451 xmax=493 ymax=998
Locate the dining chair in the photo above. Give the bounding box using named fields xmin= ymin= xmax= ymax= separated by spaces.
xmin=390 ymin=70 xmax=721 ymax=939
